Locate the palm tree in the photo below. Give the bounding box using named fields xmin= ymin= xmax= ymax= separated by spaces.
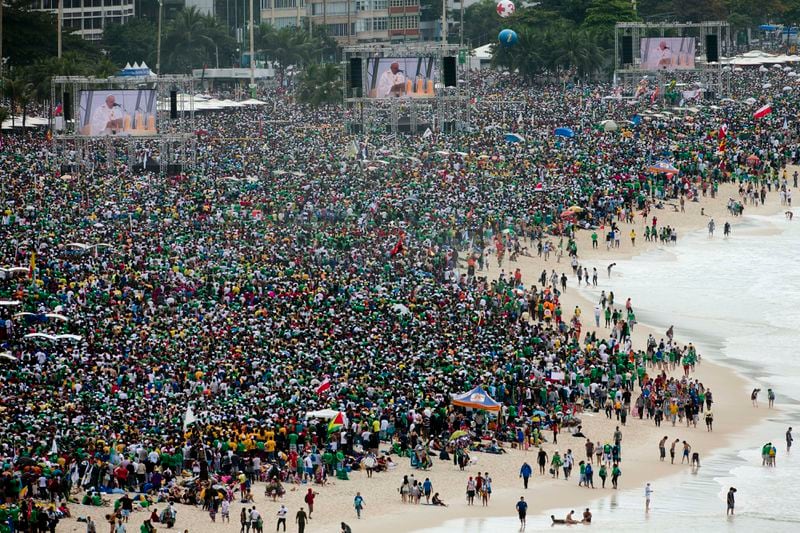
xmin=0 ymin=107 xmax=9 ymax=141
xmin=3 ymin=75 xmax=33 ymax=128
xmin=164 ymin=7 xmax=219 ymax=73
xmin=296 ymin=63 xmax=342 ymax=107
xmin=259 ymin=26 xmax=315 ymax=81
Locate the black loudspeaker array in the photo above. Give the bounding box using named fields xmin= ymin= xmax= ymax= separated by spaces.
xmin=705 ymin=35 xmax=719 ymax=63
xmin=621 ymin=36 xmax=633 ymax=65
xmin=349 ymin=58 xmax=363 ymax=97
xmin=443 ymin=56 xmax=457 ymax=87
xmin=169 ymin=90 xmax=178 ymax=119
xmin=63 ymin=92 xmax=72 ymax=121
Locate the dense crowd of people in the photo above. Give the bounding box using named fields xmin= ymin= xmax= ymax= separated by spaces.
xmin=0 ymin=64 xmax=797 ymax=530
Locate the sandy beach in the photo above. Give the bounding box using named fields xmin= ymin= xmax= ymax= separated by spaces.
xmin=53 ymin=179 xmax=791 ymax=533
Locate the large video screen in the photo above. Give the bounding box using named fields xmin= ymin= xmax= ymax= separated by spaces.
xmin=78 ymin=90 xmax=157 ymax=136
xmin=640 ymin=37 xmax=695 ymax=70
xmin=365 ymin=57 xmax=439 ymax=99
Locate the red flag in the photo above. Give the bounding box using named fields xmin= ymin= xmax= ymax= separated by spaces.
xmin=390 ymin=231 xmax=405 ymax=257
xmin=315 ymin=378 xmax=331 ymax=395
xmin=754 ymin=105 xmax=772 ymax=119
xmin=718 ymin=124 xmax=728 ymax=138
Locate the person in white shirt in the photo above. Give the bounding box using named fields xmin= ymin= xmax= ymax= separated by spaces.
xmin=276 ymin=505 xmax=288 ymax=532
xmin=89 ymin=95 xmax=124 ymax=135
xmin=376 ymin=62 xmax=406 ymax=98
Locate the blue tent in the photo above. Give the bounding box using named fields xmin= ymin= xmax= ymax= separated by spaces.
xmin=505 ymin=133 xmax=525 ymax=143
xmin=451 ymin=386 xmax=501 ymax=412
xmin=554 ymin=127 xmax=574 ymax=138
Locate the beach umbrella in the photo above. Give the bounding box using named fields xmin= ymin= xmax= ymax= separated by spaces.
xmin=554 ymin=127 xmax=574 ymax=138
xmin=449 ymin=430 xmax=468 ymax=441
xmin=567 ymin=205 xmax=584 ymax=213
xmin=783 ymin=86 xmax=792 ymax=92
xmin=0 ymin=352 xmax=16 ymax=362
xmin=504 ymin=133 xmax=525 ymax=143
xmin=391 ymin=303 xmax=411 ymax=315
xmin=744 ymin=97 xmax=757 ymax=106
xmin=747 ymin=154 xmax=761 ymax=165
xmin=600 ymin=120 xmax=618 ymax=132
xmin=647 ymin=161 xmax=679 ymax=174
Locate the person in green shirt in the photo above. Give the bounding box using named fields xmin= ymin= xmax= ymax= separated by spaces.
xmin=551 ymin=451 xmax=563 ymax=479
xmin=611 ymin=464 xmax=621 ymax=489
xmin=598 ymin=464 xmax=607 ymax=488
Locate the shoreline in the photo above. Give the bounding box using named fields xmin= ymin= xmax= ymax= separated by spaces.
xmin=56 ymin=181 xmax=790 ymax=533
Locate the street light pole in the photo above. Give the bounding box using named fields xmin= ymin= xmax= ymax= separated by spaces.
xmin=58 ymin=0 xmax=63 ymax=58
xmin=156 ymin=0 xmax=163 ymax=74
xmin=441 ymin=0 xmax=447 ymax=45
xmin=249 ymin=0 xmax=254 ymax=89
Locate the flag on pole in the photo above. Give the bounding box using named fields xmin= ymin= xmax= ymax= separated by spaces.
xmin=29 ymin=253 xmax=36 ymax=280
xmin=718 ymin=124 xmax=728 ymax=152
xmin=422 ymin=128 xmax=433 ymax=139
xmin=50 ymin=439 xmax=58 ymax=456
xmin=183 ymin=405 xmax=197 ymax=431
xmin=754 ymin=104 xmax=772 ymax=119
xmin=327 ymin=412 xmax=345 ymax=434
xmin=315 ymin=378 xmax=331 ymax=395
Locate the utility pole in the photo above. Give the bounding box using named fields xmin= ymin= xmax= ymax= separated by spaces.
xmin=58 ymin=0 xmax=63 ymax=58
xmin=156 ymin=0 xmax=163 ymax=74
xmin=441 ymin=0 xmax=447 ymax=44
xmin=249 ymin=0 xmax=254 ymax=90
xmin=0 ymin=0 xmax=4 ymax=79
xmin=460 ymin=0 xmax=464 ymax=46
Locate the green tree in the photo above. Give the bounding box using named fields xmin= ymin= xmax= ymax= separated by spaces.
xmin=102 ymin=19 xmax=157 ymax=68
xmin=296 ymin=63 xmax=342 ymax=106
xmin=3 ymin=75 xmax=34 ymax=128
xmin=461 ymin=0 xmax=505 ymax=47
xmin=163 ymin=7 xmax=234 ymax=73
xmin=582 ymin=0 xmax=639 ymax=49
xmin=23 ymin=52 xmax=93 ymax=101
xmin=2 ymin=1 xmax=101 ymax=68
xmin=257 ymin=25 xmax=315 ymax=78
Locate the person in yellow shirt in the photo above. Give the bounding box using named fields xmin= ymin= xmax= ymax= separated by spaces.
xmin=630 ymin=229 xmax=636 ymax=246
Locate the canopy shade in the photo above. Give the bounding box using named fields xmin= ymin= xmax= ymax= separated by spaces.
xmin=451 ymin=386 xmax=501 ymax=412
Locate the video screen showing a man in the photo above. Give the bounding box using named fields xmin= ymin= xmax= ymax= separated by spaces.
xmin=78 ymin=90 xmax=157 ymax=137
xmin=366 ymin=58 xmax=438 ymax=99
xmin=378 ymin=62 xmax=407 ymax=98
xmin=90 ymin=95 xmax=124 ymax=136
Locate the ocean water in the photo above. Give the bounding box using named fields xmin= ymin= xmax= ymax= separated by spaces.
xmin=415 ymin=212 xmax=800 ymax=532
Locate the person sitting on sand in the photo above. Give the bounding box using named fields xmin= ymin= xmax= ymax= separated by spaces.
xmin=566 ymin=510 xmax=579 ymax=524
xmin=431 ymin=493 xmax=447 ymax=507
xmin=582 ymin=508 xmax=592 ymax=523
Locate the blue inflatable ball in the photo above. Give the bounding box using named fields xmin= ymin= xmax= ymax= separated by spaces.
xmin=498 ymin=29 xmax=518 ymax=47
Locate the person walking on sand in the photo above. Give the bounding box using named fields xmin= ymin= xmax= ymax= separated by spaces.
xmin=645 ymin=483 xmax=653 ymax=512
xmin=276 ymin=505 xmax=287 ymax=532
xmin=519 ymin=462 xmax=532 ymax=489
xmin=787 ymin=427 xmax=794 ymax=451
xmin=727 ymin=487 xmax=737 ymax=516
xmin=304 ymin=489 xmax=318 ymax=519
xmin=670 ymin=439 xmax=679 ymax=464
xmin=516 ymin=496 xmax=528 ymax=530
xmin=708 ymin=219 xmax=715 ymax=237
xmin=353 ymin=492 xmax=365 ymax=519
xmin=295 ymin=508 xmax=308 ymax=533
xmin=537 ymin=448 xmax=548 ymax=475
xmin=768 ymin=388 xmax=775 ymax=408
xmin=607 ymin=263 xmax=616 ymax=278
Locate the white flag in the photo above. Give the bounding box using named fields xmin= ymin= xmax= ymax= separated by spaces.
xmin=50 ymin=439 xmax=58 ymax=455
xmin=422 ymin=128 xmax=433 ymax=139
xmin=183 ymin=405 xmax=197 ymax=431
